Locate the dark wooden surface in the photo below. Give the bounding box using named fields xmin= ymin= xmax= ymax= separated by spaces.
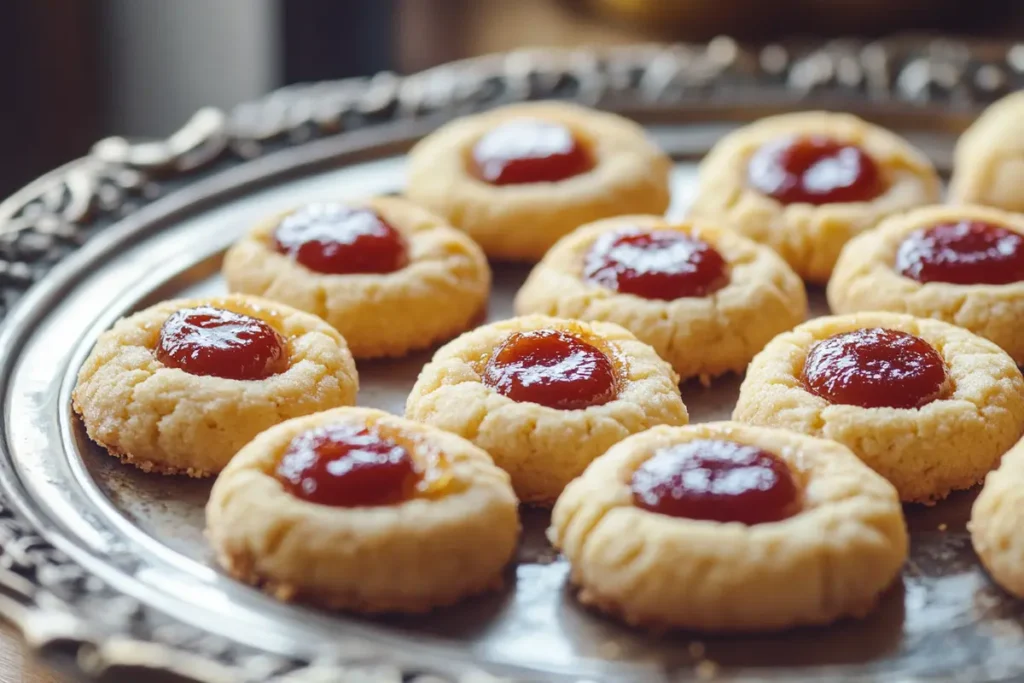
xmin=0 ymin=1 xmax=100 ymax=199
xmin=0 ymin=624 xmax=65 ymax=683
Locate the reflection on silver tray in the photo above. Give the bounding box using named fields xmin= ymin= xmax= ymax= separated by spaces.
xmin=0 ymin=38 xmax=1023 ymax=683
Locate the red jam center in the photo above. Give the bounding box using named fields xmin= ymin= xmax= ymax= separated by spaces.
xmin=896 ymin=220 xmax=1024 ymax=285
xmin=631 ymin=439 xmax=800 ymax=524
xmin=156 ymin=306 xmax=288 ymax=381
xmin=802 ymin=328 xmax=947 ymax=409
xmin=274 ymin=424 xmax=420 ymax=507
xmin=482 ymin=329 xmax=618 ymax=410
xmin=747 ymin=135 xmax=885 ymax=205
xmin=471 ymin=119 xmax=593 ymax=185
xmin=583 ymin=228 xmax=729 ymax=300
xmin=273 ymin=203 xmax=408 ymax=275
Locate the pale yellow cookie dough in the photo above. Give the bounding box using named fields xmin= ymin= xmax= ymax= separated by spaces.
xmin=829 ymin=204 xmax=1024 ymax=364
xmin=971 ymin=436 xmax=1024 ymax=598
xmin=949 ymin=91 xmax=1024 ymax=212
xmin=514 ymin=215 xmax=807 ymax=381
xmin=72 ymin=294 xmax=358 ymax=476
xmin=405 ymin=315 xmax=688 ymax=504
xmin=405 ymin=101 xmax=672 ymax=262
xmin=206 ymin=407 xmax=519 ymax=613
xmin=223 ymin=196 xmax=490 ymax=359
xmin=690 ymin=111 xmax=941 ymax=284
xmin=733 ymin=312 xmax=1024 ymax=503
xmin=549 ymin=421 xmax=907 ymax=631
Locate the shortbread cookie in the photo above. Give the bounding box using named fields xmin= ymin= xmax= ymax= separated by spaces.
xmin=829 ymin=204 xmax=1024 ymax=364
xmin=515 ymin=214 xmax=807 ymax=381
xmin=733 ymin=312 xmax=1024 ymax=503
xmin=971 ymin=437 xmax=1024 ymax=598
xmin=405 ymin=315 xmax=688 ymax=504
xmin=207 ymin=407 xmax=519 ymax=613
xmin=949 ymin=91 xmax=1024 ymax=212
xmin=405 ymin=101 xmax=672 ymax=261
xmin=72 ymin=294 xmax=358 ymax=476
xmin=223 ymin=196 xmax=490 ymax=359
xmin=690 ymin=111 xmax=941 ymax=283
xmin=550 ymin=421 xmax=907 ymax=631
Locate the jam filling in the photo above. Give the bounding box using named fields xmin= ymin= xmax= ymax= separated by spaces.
xmin=273 ymin=203 xmax=408 ymax=275
xmin=631 ymin=439 xmax=800 ymax=524
xmin=482 ymin=329 xmax=618 ymax=410
xmin=471 ymin=119 xmax=593 ymax=185
xmin=275 ymin=423 xmax=420 ymax=507
xmin=583 ymin=228 xmax=729 ymax=300
xmin=802 ymin=327 xmax=947 ymax=409
xmin=896 ymin=220 xmax=1024 ymax=285
xmin=747 ymin=135 xmax=885 ymax=205
xmin=156 ymin=306 xmax=288 ymax=381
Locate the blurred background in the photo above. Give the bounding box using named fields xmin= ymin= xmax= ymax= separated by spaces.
xmin=3 ymin=0 xmax=1023 ymax=199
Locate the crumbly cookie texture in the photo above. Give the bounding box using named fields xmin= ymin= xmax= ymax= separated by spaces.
xmin=972 ymin=437 xmax=1024 ymax=598
xmin=549 ymin=421 xmax=907 ymax=631
xmin=514 ymin=215 xmax=807 ymax=381
xmin=829 ymin=204 xmax=1024 ymax=364
xmin=223 ymin=196 xmax=490 ymax=359
xmin=206 ymin=407 xmax=519 ymax=613
xmin=405 ymin=315 xmax=688 ymax=505
xmin=690 ymin=111 xmax=940 ymax=284
xmin=949 ymin=91 xmax=1024 ymax=212
xmin=405 ymin=101 xmax=671 ymax=262
xmin=733 ymin=312 xmax=1024 ymax=503
xmin=72 ymin=294 xmax=358 ymax=476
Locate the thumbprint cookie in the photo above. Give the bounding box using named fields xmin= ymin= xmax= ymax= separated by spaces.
xmin=949 ymin=91 xmax=1024 ymax=213
xmin=690 ymin=111 xmax=940 ymax=283
xmin=971 ymin=436 xmax=1024 ymax=599
xmin=405 ymin=102 xmax=672 ymax=261
xmin=733 ymin=312 xmax=1024 ymax=503
xmin=223 ymin=196 xmax=490 ymax=359
xmin=829 ymin=205 xmax=1024 ymax=364
xmin=206 ymin=407 xmax=519 ymax=613
xmin=549 ymin=422 xmax=908 ymax=631
xmin=405 ymin=315 xmax=688 ymax=504
xmin=515 ymin=215 xmax=807 ymax=382
xmin=72 ymin=294 xmax=358 ymax=476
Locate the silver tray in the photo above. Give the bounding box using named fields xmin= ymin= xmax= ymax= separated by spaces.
xmin=2 ymin=39 xmax=1024 ymax=683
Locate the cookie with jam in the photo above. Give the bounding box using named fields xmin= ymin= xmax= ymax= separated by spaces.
xmin=733 ymin=312 xmax=1024 ymax=503
xmin=549 ymin=421 xmax=907 ymax=631
xmin=515 ymin=215 xmax=807 ymax=382
xmin=405 ymin=315 xmax=688 ymax=504
xmin=72 ymin=294 xmax=359 ymax=476
xmin=829 ymin=205 xmax=1024 ymax=364
xmin=949 ymin=91 xmax=1024 ymax=213
xmin=206 ymin=407 xmax=519 ymax=613
xmin=223 ymin=196 xmax=490 ymax=359
xmin=690 ymin=111 xmax=940 ymax=283
xmin=405 ymin=102 xmax=672 ymax=262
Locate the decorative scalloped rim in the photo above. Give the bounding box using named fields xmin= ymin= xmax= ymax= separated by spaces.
xmin=0 ymin=39 xmax=1022 ymax=683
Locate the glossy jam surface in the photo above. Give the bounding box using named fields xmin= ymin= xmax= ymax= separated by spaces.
xmin=275 ymin=424 xmax=420 ymax=507
xmin=583 ymin=228 xmax=729 ymax=300
xmin=631 ymin=439 xmax=800 ymax=524
xmin=471 ymin=119 xmax=593 ymax=185
xmin=482 ymin=329 xmax=618 ymax=410
xmin=802 ymin=328 xmax=947 ymax=409
xmin=747 ymin=135 xmax=885 ymax=205
xmin=896 ymin=220 xmax=1024 ymax=285
xmin=273 ymin=203 xmax=408 ymax=275
xmin=156 ymin=306 xmax=288 ymax=380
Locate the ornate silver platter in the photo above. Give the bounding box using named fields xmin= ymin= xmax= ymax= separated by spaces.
xmin=2 ymin=40 xmax=1024 ymax=683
